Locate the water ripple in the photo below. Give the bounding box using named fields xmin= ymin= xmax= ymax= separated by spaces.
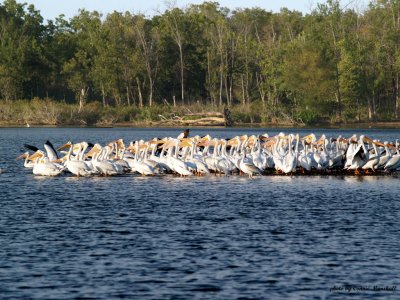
xmin=1 ymin=128 xmax=400 ymax=299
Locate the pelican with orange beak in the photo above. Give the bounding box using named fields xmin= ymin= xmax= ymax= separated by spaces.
xmin=29 ymin=150 xmax=64 ymax=176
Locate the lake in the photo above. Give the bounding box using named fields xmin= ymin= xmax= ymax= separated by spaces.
xmin=0 ymin=127 xmax=399 ymax=299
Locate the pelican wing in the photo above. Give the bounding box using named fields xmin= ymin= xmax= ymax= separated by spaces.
xmin=44 ymin=140 xmax=59 ymax=159
xmin=24 ymin=144 xmax=39 ymax=152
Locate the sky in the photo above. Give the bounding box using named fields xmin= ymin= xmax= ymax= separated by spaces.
xmin=17 ymin=0 xmax=369 ymax=21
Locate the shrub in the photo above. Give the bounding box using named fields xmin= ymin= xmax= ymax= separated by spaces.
xmin=77 ymin=102 xmax=103 ymax=125
xmin=295 ymin=110 xmax=319 ymax=125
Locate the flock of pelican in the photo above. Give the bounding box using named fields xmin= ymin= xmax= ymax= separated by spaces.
xmin=16 ymin=130 xmax=400 ymax=177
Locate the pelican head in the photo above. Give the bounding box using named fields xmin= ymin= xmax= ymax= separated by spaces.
xmin=85 ymin=143 xmax=102 ymax=158
xmin=28 ymin=150 xmax=45 ymax=161
xmin=362 ymin=136 xmax=374 ymax=144
xmin=16 ymin=152 xmax=29 ymax=160
xmin=57 ymin=141 xmax=72 ymax=151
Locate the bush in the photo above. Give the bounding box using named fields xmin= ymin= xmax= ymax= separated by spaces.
xmin=77 ymin=102 xmax=103 ymax=125
xmin=295 ymin=110 xmax=320 ymax=125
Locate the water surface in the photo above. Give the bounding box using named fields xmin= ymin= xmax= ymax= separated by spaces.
xmin=0 ymin=127 xmax=399 ymax=299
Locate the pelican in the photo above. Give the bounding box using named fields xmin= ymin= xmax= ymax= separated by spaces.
xmin=177 ymin=129 xmax=190 ymax=140
xmin=14 ymin=132 xmax=400 ymax=177
xmin=30 ymin=151 xmax=64 ymax=176
xmin=57 ymin=141 xmax=82 ymax=157
xmin=250 ymin=138 xmax=264 ymax=172
xmin=219 ymin=139 xmax=237 ymax=174
xmin=375 ymin=141 xmax=392 ymax=170
xmin=298 ymin=140 xmax=314 ymax=172
xmin=344 ymin=135 xmax=370 ymax=173
xmin=328 ymin=137 xmax=346 ymax=169
xmin=313 ymin=135 xmax=329 ymax=170
xmin=384 ymin=140 xmax=400 ymax=171
xmin=165 ymin=139 xmax=192 ymax=176
xmin=90 ymin=146 xmax=121 ymax=176
xmin=63 ymin=143 xmax=96 ymax=176
xmin=182 ymin=139 xmax=210 ymax=175
xmin=24 ymin=140 xmax=59 ymax=161
xmin=239 ymin=155 xmax=261 ymax=178
xmin=282 ymin=134 xmax=299 ymax=174
xmin=17 ymin=152 xmax=37 ymax=168
xmin=362 ymin=140 xmax=381 ymax=172
xmin=272 ymin=135 xmax=284 ymax=172
xmin=131 ymin=142 xmax=156 ymax=176
xmin=44 ymin=140 xmax=59 ymax=161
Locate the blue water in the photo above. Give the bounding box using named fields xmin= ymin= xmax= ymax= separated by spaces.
xmin=0 ymin=127 xmax=399 ymax=299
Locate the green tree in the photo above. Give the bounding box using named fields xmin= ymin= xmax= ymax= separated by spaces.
xmin=63 ymin=10 xmax=101 ymax=111
xmin=0 ymin=0 xmax=44 ymax=101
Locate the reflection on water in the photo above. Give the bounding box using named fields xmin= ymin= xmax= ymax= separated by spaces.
xmin=0 ymin=128 xmax=400 ymax=299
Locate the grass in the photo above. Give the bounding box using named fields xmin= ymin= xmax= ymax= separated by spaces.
xmin=0 ymin=99 xmax=225 ymax=126
xmin=0 ymin=98 xmax=398 ymax=127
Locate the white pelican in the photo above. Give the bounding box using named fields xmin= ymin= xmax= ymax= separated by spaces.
xmin=141 ymin=141 xmax=166 ymax=174
xmin=63 ymin=143 xmax=96 ymax=176
xmin=328 ymin=137 xmax=345 ymax=169
xmin=239 ymin=155 xmax=261 ymax=178
xmin=261 ymin=138 xmax=276 ymax=170
xmin=202 ymin=138 xmax=221 ymax=173
xmin=30 ymin=151 xmax=64 ymax=176
xmin=147 ymin=139 xmax=171 ymax=173
xmin=250 ymin=138 xmax=264 ymax=172
xmin=57 ymin=141 xmax=84 ymax=158
xmin=344 ymin=134 xmax=358 ymax=167
xmin=344 ymin=135 xmax=370 ymax=173
xmin=375 ymin=141 xmax=392 ymax=170
xmin=282 ymin=134 xmax=299 ymax=174
xmin=17 ymin=152 xmax=37 ymax=168
xmin=272 ymin=135 xmax=284 ymax=172
xmin=131 ymin=142 xmax=156 ymax=175
xmin=384 ymin=141 xmax=400 ymax=171
xmin=298 ymin=140 xmax=314 ymax=172
xmin=362 ymin=140 xmax=381 ymax=172
xmin=182 ymin=139 xmax=210 ymax=175
xmin=90 ymin=146 xmax=121 ymax=176
xmin=165 ymin=139 xmax=192 ymax=176
xmin=105 ymin=140 xmax=131 ymax=172
xmin=313 ymin=136 xmax=329 ymax=170
xmin=44 ymin=140 xmax=59 ymax=161
xmin=15 ymin=132 xmax=400 ymax=177
xmin=23 ymin=140 xmax=59 ymax=161
xmin=219 ymin=139 xmax=237 ymax=174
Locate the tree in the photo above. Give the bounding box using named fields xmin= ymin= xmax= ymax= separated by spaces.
xmin=63 ymin=10 xmax=101 ymax=110
xmin=160 ymin=6 xmax=186 ymax=105
xmin=0 ymin=0 xmax=44 ymax=101
xmin=134 ymin=14 xmax=158 ymax=107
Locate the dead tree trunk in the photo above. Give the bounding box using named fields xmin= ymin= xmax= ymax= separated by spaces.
xmin=78 ymin=87 xmax=89 ymax=113
xmin=136 ymin=77 xmax=143 ymax=108
xmin=224 ymin=107 xmax=233 ymax=127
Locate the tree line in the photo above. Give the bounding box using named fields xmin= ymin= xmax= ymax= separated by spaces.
xmin=1 ymin=0 xmax=400 ymax=124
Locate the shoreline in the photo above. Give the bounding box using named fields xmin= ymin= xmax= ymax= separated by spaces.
xmin=2 ymin=121 xmax=400 ymax=129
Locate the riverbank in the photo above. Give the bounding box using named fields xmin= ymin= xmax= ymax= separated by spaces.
xmin=3 ymin=120 xmax=400 ymax=129
xmin=1 ymin=99 xmax=400 ymax=129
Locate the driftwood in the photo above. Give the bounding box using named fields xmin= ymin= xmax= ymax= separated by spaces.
xmin=184 ymin=112 xmax=224 ymax=117
xmin=156 ymin=113 xmax=225 ymax=126
xmin=181 ymin=117 xmax=225 ymax=126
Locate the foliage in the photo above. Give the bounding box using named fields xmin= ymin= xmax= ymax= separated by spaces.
xmin=295 ymin=110 xmax=320 ymax=125
xmin=1 ymin=0 xmax=400 ymax=124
